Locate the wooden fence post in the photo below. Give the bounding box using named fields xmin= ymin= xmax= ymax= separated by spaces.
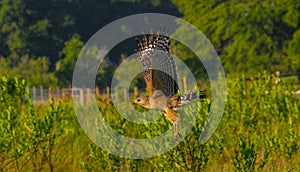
xmin=106 ymin=86 xmax=110 ymax=100
xmin=183 ymin=76 xmax=187 ymax=94
xmin=95 ymin=86 xmax=100 ymax=97
xmin=124 ymin=88 xmax=128 ymax=101
xmin=86 ymin=88 xmax=91 ymax=105
xmin=80 ymin=88 xmax=84 ymax=105
xmin=40 ymin=86 xmax=44 ymax=101
xmin=62 ymin=88 xmax=66 ymax=100
xmin=48 ymin=87 xmax=51 ymax=99
xmin=134 ymin=87 xmax=138 ymax=97
xmin=57 ymin=87 xmax=60 ymax=100
xmin=33 ymin=87 xmax=36 ymax=101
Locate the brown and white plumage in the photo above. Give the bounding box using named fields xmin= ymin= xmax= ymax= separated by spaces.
xmin=135 ymin=32 xmax=178 ymax=96
xmin=134 ymin=32 xmax=205 ymax=138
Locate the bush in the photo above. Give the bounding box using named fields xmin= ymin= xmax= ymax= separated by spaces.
xmin=0 ymin=72 xmax=299 ymax=171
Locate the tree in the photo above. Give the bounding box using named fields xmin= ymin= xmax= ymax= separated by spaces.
xmin=172 ymin=0 xmax=300 ymax=76
xmin=0 ymin=0 xmax=180 ymax=65
xmin=55 ymin=35 xmax=84 ymax=86
xmin=0 ymin=0 xmax=76 ymax=64
xmin=0 ymin=56 xmax=57 ymax=87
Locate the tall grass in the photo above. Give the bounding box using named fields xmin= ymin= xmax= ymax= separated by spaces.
xmin=0 ymin=72 xmax=299 ymax=171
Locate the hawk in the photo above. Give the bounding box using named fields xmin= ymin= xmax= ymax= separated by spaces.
xmin=134 ymin=32 xmax=206 ymax=138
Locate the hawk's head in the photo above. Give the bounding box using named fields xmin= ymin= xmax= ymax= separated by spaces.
xmin=134 ymin=96 xmax=150 ymax=109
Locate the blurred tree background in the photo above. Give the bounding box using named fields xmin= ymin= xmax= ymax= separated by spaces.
xmin=0 ymin=0 xmax=299 ymax=87
xmin=173 ymin=0 xmax=300 ymax=75
xmin=0 ymin=1 xmax=299 ymax=171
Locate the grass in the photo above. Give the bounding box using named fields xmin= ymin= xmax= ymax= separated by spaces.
xmin=0 ymin=72 xmax=299 ymax=171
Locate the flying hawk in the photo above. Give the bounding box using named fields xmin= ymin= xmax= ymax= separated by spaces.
xmin=134 ymin=32 xmax=206 ymax=138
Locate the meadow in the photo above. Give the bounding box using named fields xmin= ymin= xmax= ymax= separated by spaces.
xmin=0 ymin=72 xmax=299 ymax=171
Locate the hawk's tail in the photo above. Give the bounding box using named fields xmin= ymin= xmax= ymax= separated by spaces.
xmin=179 ymin=91 xmax=206 ymax=105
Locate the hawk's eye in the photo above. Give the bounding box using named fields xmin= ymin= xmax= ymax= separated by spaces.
xmin=136 ymin=98 xmax=141 ymax=102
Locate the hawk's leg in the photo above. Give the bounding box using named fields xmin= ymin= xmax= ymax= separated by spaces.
xmin=163 ymin=106 xmax=179 ymax=139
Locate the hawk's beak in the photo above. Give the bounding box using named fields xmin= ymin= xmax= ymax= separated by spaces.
xmin=133 ymin=99 xmax=137 ymax=103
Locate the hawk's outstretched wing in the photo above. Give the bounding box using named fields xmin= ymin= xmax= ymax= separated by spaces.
xmin=136 ymin=33 xmax=179 ymax=96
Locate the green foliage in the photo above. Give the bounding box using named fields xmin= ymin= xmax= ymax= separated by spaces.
xmin=0 ymin=0 xmax=75 ymax=61
xmin=232 ymin=135 xmax=269 ymax=172
xmin=55 ymin=35 xmax=84 ymax=86
xmin=55 ymin=34 xmax=118 ymax=87
xmin=0 ymin=56 xmax=57 ymax=87
xmin=285 ymin=29 xmax=300 ymax=71
xmin=172 ymin=0 xmax=300 ymax=76
xmin=0 ymin=77 xmax=88 ymax=171
xmin=223 ymin=72 xmax=299 ymax=171
xmin=0 ymin=0 xmax=179 ymax=66
xmin=81 ymin=72 xmax=299 ymax=171
xmin=2 ymin=0 xmax=299 ymax=170
xmin=0 ymin=74 xmax=299 ymax=170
